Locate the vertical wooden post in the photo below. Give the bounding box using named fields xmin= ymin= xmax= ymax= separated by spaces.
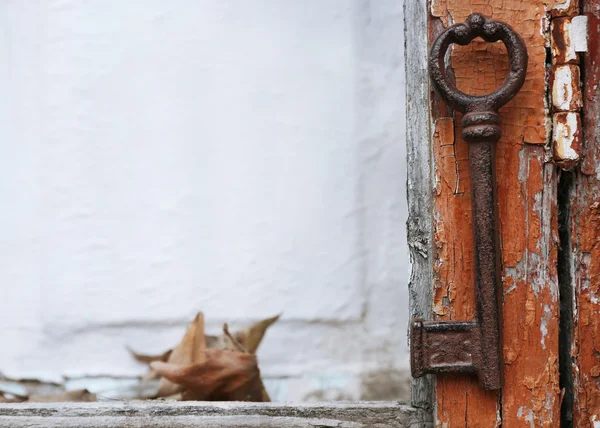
xmin=571 ymin=0 xmax=600 ymax=425
xmin=407 ymin=1 xmax=565 ymax=425
xmin=405 ymin=0 xmax=435 ymax=413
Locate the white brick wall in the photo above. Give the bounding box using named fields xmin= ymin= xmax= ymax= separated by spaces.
xmin=0 ymin=0 xmax=408 ymax=401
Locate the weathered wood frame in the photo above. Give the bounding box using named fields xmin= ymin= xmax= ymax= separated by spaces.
xmin=0 ymin=2 xmax=437 ymax=428
xmin=412 ymin=0 xmax=594 ymax=425
xmin=0 ymin=401 xmax=430 ymax=427
xmin=404 ymin=0 xmax=435 ymax=414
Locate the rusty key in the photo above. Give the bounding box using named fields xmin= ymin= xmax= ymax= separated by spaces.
xmin=410 ymin=13 xmax=527 ymax=390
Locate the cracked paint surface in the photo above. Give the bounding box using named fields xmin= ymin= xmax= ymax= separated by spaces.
xmin=429 ymin=1 xmax=561 ymax=426
xmin=572 ymin=1 xmax=600 ymax=425
xmin=552 ymin=112 xmax=582 ymax=168
xmin=550 ymin=64 xmax=583 ymax=111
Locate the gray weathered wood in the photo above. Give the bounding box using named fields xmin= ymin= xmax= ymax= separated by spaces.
xmin=0 ymin=401 xmax=430 ymax=427
xmin=404 ymin=0 xmax=435 ymax=414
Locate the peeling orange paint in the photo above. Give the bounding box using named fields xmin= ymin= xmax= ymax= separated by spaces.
xmin=429 ymin=1 xmax=561 ymax=426
xmin=430 ymin=0 xmax=449 ymax=23
xmin=572 ymin=2 xmax=600 ymax=424
xmin=572 ymin=200 xmax=600 ymax=425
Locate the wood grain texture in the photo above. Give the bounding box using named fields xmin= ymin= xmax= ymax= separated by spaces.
xmin=427 ymin=1 xmax=561 ymax=426
xmin=0 ymin=401 xmax=430 ymax=428
xmin=571 ymin=0 xmax=600 ymax=425
xmin=405 ymin=0 xmax=435 ymax=414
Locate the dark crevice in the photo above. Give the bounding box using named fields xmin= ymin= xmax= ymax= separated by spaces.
xmin=544 ymin=41 xmax=552 ymax=71
xmin=558 ymin=170 xmax=575 ymax=428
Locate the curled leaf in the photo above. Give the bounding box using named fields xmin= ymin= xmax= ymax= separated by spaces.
xmin=128 ymin=347 xmax=173 ymax=380
xmin=155 ymin=312 xmax=207 ymax=397
xmin=233 ymin=314 xmax=280 ymax=354
xmin=128 ymin=347 xmax=172 ymax=365
xmin=127 ymin=312 xmax=279 ymax=401
xmin=223 ymin=323 xmax=248 ymax=353
xmin=151 ymin=349 xmax=267 ymax=402
xmin=222 ymin=325 xmax=271 ymax=402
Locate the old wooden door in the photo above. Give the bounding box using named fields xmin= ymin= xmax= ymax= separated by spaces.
xmin=407 ymin=0 xmax=599 ymax=426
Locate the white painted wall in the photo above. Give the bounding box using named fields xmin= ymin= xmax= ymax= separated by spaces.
xmin=0 ymin=0 xmax=408 ymax=401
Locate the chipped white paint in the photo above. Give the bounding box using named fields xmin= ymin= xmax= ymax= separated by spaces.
xmin=429 ymin=0 xmax=437 ymax=16
xmin=552 ymin=65 xmax=582 ymax=111
xmin=540 ymin=305 xmax=553 ymax=349
xmin=0 ymin=0 xmax=410 ymax=401
xmin=552 ymin=65 xmax=574 ymax=110
xmin=541 ymin=14 xmax=550 ymax=43
xmin=552 ymin=112 xmax=581 ymax=161
xmin=552 ymin=0 xmax=576 ymax=13
xmin=543 ymin=93 xmax=554 ymax=144
xmin=504 ymin=281 xmax=517 ymax=295
xmin=552 ymin=18 xmax=578 ymax=64
xmin=572 ymin=16 xmax=589 ymax=52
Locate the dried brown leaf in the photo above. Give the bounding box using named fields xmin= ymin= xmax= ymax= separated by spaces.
xmin=129 ymin=314 xmax=279 ymax=364
xmin=128 ymin=347 xmax=173 ymax=381
xmin=27 ymin=389 xmax=96 ymax=403
xmin=155 ymin=312 xmax=206 ymax=397
xmin=221 ymin=325 xmax=271 ymax=402
xmin=222 ymin=323 xmax=248 ymax=353
xmin=151 ymin=349 xmax=268 ymax=402
xmin=232 ymin=314 xmax=281 ymax=354
xmin=129 ymin=312 xmax=279 ymax=400
xmin=205 ymin=334 xmax=221 ymax=348
xmin=223 ymin=321 xmax=271 ymax=403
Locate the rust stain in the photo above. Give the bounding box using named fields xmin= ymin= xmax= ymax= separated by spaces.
xmin=430 ymin=1 xmax=561 ymax=426
xmin=550 ymin=64 xmax=583 ymax=111
xmin=581 ymin=13 xmax=599 ymax=175
xmin=584 ymin=16 xmax=600 ymax=92
xmin=552 ymin=112 xmax=582 ymax=169
xmin=551 ymin=17 xmax=580 ymax=64
xmin=551 ymin=0 xmax=580 ymax=17
xmin=572 ymin=1 xmax=600 ymax=424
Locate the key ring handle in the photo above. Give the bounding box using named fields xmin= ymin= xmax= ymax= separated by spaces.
xmin=429 ymin=13 xmax=528 ymax=113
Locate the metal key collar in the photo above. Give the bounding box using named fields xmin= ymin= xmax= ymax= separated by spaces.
xmin=410 ymin=13 xmax=528 ymax=391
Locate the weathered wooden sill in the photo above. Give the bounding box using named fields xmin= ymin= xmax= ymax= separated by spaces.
xmin=0 ymin=400 xmax=430 ymax=427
